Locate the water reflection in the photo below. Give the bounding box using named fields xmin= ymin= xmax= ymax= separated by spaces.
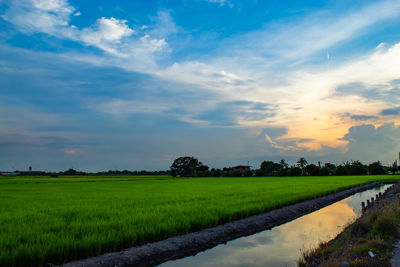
xmin=160 ymin=184 xmax=391 ymax=267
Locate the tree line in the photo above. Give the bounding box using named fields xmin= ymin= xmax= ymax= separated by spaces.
xmin=170 ymin=156 xmax=399 ymax=177
xmin=2 ymin=158 xmax=396 ymax=178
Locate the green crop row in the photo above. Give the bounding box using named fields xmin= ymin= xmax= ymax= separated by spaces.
xmin=1 ymin=175 xmax=399 ymax=266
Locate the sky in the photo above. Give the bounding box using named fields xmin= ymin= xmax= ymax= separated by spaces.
xmin=1 ymin=0 xmax=400 ymax=172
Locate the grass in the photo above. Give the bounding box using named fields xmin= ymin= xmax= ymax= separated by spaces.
xmin=1 ymin=175 xmax=399 ymax=266
xmin=299 ymin=188 xmax=400 ymax=267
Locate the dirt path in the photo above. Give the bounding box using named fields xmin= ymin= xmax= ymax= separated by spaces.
xmin=59 ymin=182 xmax=384 ymax=267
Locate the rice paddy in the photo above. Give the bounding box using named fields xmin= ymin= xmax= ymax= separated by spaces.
xmin=1 ymin=175 xmax=399 ymax=266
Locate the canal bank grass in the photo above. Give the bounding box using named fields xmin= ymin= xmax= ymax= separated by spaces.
xmin=299 ymin=189 xmax=400 ymax=267
xmin=1 ymin=175 xmax=399 ymax=266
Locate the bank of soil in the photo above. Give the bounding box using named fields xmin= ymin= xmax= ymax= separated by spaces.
xmin=300 ymin=182 xmax=400 ymax=267
xmin=59 ymin=182 xmax=387 ymax=267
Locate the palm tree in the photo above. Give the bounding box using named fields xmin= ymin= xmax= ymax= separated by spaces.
xmin=280 ymin=159 xmax=288 ymax=168
xmin=297 ymin=157 xmax=308 ymax=169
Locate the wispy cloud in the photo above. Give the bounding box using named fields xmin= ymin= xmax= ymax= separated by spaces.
xmin=68 ymin=0 xmax=400 ymax=151
xmin=1 ymin=0 xmax=75 ymax=36
xmin=79 ymin=17 xmax=134 ymax=56
xmin=205 ymin=0 xmax=233 ymax=8
xmin=2 ymin=0 xmax=400 ymax=169
xmin=1 ymin=0 xmax=172 ymax=63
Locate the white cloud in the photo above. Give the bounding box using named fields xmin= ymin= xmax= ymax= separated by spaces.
xmin=1 ymin=0 xmax=170 ymax=61
xmin=158 ymin=61 xmax=249 ymax=91
xmin=148 ymin=0 xmax=400 ymax=148
xmin=80 ymin=17 xmax=134 ymax=56
xmin=264 ymin=134 xmax=300 ymax=151
xmin=139 ymin=35 xmax=167 ymax=52
xmin=31 ymin=0 xmax=72 ymax=12
xmin=190 ymin=0 xmax=400 ymax=82
xmin=3 ymin=0 xmax=400 ymax=155
xmin=1 ymin=0 xmax=75 ymax=36
xmin=82 ymin=17 xmax=133 ymax=43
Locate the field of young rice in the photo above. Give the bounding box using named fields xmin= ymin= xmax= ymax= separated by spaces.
xmin=1 ymin=175 xmax=399 ymax=266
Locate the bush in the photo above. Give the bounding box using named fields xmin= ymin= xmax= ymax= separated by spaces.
xmin=319 ymin=167 xmax=331 ymax=176
xmin=229 ymin=169 xmax=242 ymax=177
xmin=243 ymin=169 xmax=253 ymax=177
xmin=196 ymin=171 xmax=205 ymax=177
xmin=221 ymin=171 xmax=230 ymax=177
xmin=369 ymin=215 xmax=398 ymax=239
xmin=335 ymin=165 xmax=346 ymax=175
xmin=287 ymin=167 xmax=302 ymax=176
xmin=254 ymin=169 xmax=264 ymax=177
xmin=305 ymin=164 xmax=319 ymax=176
xmin=368 ymin=161 xmax=385 ymax=175
xmin=210 ymin=168 xmax=222 ymax=177
xmin=274 ymin=168 xmax=287 ymax=176
xmin=352 ymin=244 xmax=371 ymax=256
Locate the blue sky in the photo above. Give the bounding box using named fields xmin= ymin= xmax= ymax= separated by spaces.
xmin=1 ymin=0 xmax=400 ymax=171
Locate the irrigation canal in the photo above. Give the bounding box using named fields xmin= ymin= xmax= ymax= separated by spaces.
xmin=159 ymin=184 xmax=392 ymax=267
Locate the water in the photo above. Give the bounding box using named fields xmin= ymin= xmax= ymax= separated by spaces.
xmin=160 ymin=184 xmax=392 ymax=267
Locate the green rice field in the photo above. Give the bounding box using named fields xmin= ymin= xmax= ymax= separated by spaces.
xmin=1 ymin=175 xmax=399 ymax=266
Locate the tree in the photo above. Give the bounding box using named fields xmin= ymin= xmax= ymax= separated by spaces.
xmin=319 ymin=166 xmax=331 ymax=176
xmin=221 ymin=170 xmax=230 ymax=177
xmin=170 ymin=156 xmax=204 ymax=177
xmin=349 ymin=160 xmax=368 ymax=175
xmin=63 ymin=168 xmax=86 ymax=175
xmin=196 ymin=164 xmax=209 ymax=177
xmin=297 ymin=157 xmax=308 ymax=175
xmin=229 ymin=169 xmax=242 ymax=177
xmin=274 ymin=168 xmax=288 ymax=176
xmin=368 ymin=161 xmax=384 ymax=175
xmin=254 ymin=169 xmax=264 ymax=177
xmin=335 ymin=165 xmax=346 ymax=175
xmin=335 ymin=160 xmax=367 ymax=175
xmin=287 ymin=166 xmax=302 ymax=176
xmin=297 ymin=157 xmax=308 ymax=169
xmin=390 ymin=161 xmax=398 ymax=173
xmin=210 ymin=168 xmax=222 ymax=177
xmin=260 ymin=160 xmax=281 ymax=176
xmin=324 ymin=163 xmax=336 ymax=171
xmin=279 ymin=159 xmax=288 ymax=169
xmin=305 ymin=163 xmax=319 ymax=176
xmin=243 ymin=168 xmax=253 ymax=177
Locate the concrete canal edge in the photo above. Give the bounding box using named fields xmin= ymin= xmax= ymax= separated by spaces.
xmin=60 ymin=182 xmax=386 ymax=267
xmin=301 ymin=181 xmax=400 ymax=266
